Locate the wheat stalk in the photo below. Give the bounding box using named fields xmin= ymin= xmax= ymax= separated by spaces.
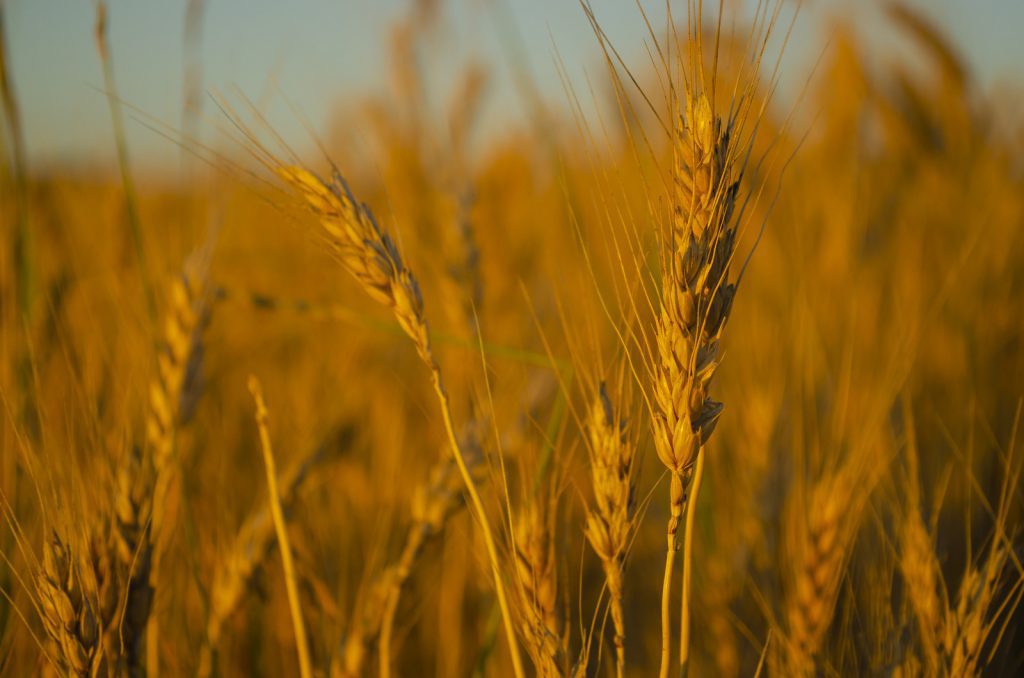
xmin=278 ymin=165 xmax=525 ymax=678
xmin=652 ymin=91 xmax=740 ymax=678
xmin=583 ymin=383 xmax=635 ymax=678
xmin=247 ymin=376 xmax=313 ymax=678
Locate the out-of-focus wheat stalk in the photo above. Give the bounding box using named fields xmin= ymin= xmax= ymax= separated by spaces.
xmin=247 ymin=376 xmax=313 ymax=678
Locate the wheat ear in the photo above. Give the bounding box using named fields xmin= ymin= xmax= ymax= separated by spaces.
xmin=785 ymin=469 xmax=865 ymax=675
xmin=584 ymin=383 xmax=635 ymax=678
xmin=652 ymin=92 xmax=739 ymax=678
xmin=899 ymin=508 xmax=946 ymax=673
xmin=279 ymin=165 xmax=525 ymax=678
xmin=144 ymin=264 xmax=209 ymax=677
xmin=513 ymin=492 xmax=563 ymax=678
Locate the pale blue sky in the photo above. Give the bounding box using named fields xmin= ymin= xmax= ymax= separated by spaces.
xmin=4 ymin=0 xmax=1023 ymax=170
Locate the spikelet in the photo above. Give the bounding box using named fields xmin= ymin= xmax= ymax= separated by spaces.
xmin=36 ymin=532 xmax=102 ymax=677
xmin=583 ymin=383 xmax=635 ymax=678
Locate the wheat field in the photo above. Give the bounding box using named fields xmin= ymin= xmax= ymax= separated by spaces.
xmin=2 ymin=1 xmax=1023 ymax=676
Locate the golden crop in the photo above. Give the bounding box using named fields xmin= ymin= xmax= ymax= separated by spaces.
xmin=2 ymin=2 xmax=1022 ymax=676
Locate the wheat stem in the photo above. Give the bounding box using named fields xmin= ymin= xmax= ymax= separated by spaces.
xmin=248 ymin=376 xmax=312 ymax=678
xmin=679 ymin=446 xmax=705 ymax=674
xmin=660 ymin=471 xmax=685 ymax=678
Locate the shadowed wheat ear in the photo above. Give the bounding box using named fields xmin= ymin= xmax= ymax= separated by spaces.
xmin=278 ymin=164 xmax=525 ymax=678
xmin=942 ymin=539 xmax=1012 ymax=677
xmin=584 ymin=383 xmax=635 ymax=678
xmin=653 ymin=90 xmax=742 ymax=678
xmin=36 ymin=532 xmax=102 ymax=677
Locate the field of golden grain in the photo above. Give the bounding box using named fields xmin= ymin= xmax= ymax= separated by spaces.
xmin=2 ymin=1 xmax=1023 ymax=676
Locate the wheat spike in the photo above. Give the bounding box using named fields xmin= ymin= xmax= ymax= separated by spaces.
xmin=584 ymin=383 xmax=635 ymax=678
xmin=653 ymin=91 xmax=741 ymax=678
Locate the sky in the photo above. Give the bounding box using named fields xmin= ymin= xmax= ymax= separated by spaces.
xmin=3 ymin=0 xmax=1023 ymax=171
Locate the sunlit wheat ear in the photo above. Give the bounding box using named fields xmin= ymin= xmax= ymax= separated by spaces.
xmin=36 ymin=532 xmax=103 ymax=677
xmin=277 ymin=166 xmax=431 ymax=363
xmin=584 ymin=383 xmax=635 ymax=678
xmin=653 ymin=91 xmax=742 ymax=678
xmin=513 ymin=492 xmax=564 ymax=678
xmin=652 ymin=93 xmax=737 ymax=485
xmin=147 ymin=266 xmax=210 ymax=541
xmin=143 ymin=257 xmax=211 ymax=677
